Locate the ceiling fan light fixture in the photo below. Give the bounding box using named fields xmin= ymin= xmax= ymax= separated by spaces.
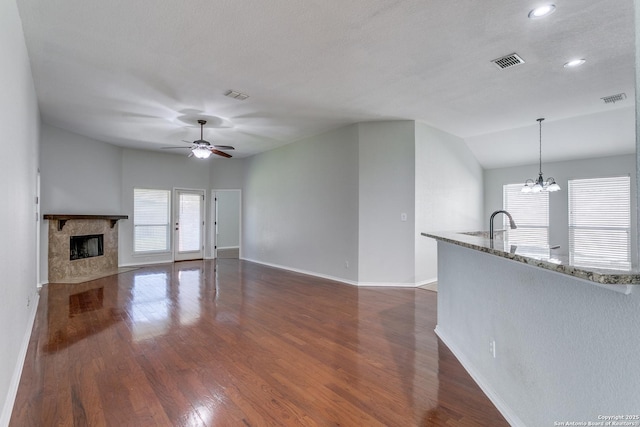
xmin=192 ymin=146 xmax=212 ymax=159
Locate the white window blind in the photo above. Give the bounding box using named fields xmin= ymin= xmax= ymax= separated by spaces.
xmin=134 ymin=188 xmax=171 ymax=253
xmin=569 ymin=176 xmax=630 ymax=270
xmin=503 ymin=183 xmax=549 ymax=247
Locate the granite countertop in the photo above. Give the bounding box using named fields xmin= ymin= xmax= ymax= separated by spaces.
xmin=422 ymin=231 xmax=640 ymax=285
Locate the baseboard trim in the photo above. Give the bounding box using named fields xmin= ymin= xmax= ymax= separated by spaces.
xmin=0 ymin=292 xmax=40 ymax=427
xmin=357 ymin=282 xmax=418 ymax=288
xmin=415 ymin=277 xmax=438 ymax=287
xmin=241 ymin=258 xmax=425 ymax=288
xmin=217 ymin=246 xmax=240 ymax=250
xmin=119 ymin=260 xmax=174 ymax=268
xmin=241 ymin=258 xmax=359 ymax=286
xmin=434 ymin=326 xmax=526 ymax=427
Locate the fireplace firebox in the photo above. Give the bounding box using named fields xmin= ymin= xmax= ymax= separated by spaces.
xmin=70 ymin=234 xmax=104 ymax=260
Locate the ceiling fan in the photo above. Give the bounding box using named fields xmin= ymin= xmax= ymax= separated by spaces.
xmin=162 ymin=119 xmax=234 ymax=159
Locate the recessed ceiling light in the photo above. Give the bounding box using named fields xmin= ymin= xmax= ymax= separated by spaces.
xmin=564 ymin=59 xmax=586 ymax=68
xmin=528 ymin=4 xmax=556 ymax=19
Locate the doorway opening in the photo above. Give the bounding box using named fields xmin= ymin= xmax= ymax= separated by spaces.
xmin=212 ymin=190 xmax=241 ymax=259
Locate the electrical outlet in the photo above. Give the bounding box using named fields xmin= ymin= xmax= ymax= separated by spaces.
xmin=345 ymin=261 xmax=349 ymax=268
xmin=400 ymin=213 xmax=407 ymax=222
xmin=490 ymin=340 xmax=496 ymax=358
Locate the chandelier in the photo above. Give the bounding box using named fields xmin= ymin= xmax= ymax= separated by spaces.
xmin=521 ymin=118 xmax=560 ymax=193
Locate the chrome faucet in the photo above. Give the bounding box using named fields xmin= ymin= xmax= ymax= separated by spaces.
xmin=489 ymin=210 xmax=517 ymax=241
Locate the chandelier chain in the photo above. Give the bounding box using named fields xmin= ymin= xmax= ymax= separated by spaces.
xmin=538 ymin=118 xmax=544 ymax=176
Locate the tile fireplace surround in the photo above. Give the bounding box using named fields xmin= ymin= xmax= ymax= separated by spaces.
xmin=45 ymin=215 xmax=127 ymax=283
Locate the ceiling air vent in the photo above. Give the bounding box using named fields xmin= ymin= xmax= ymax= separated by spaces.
xmin=225 ymin=90 xmax=249 ymax=101
xmin=491 ymin=53 xmax=525 ymax=70
xmin=601 ymin=93 xmax=627 ymax=104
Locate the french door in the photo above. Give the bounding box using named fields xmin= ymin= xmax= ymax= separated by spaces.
xmin=174 ymin=189 xmax=205 ymax=261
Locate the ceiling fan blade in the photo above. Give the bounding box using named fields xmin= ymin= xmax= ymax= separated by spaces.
xmin=181 ymin=140 xmax=195 ymax=144
xmin=210 ymin=149 xmax=232 ymax=158
xmin=212 ymin=145 xmax=235 ymax=150
xmin=162 ymin=146 xmax=192 ymax=149
xmin=188 ymin=151 xmax=194 ymax=158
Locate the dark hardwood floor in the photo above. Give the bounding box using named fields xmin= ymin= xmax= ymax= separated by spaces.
xmin=11 ymin=259 xmax=509 ymax=426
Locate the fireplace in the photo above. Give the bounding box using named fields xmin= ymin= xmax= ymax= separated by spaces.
xmin=45 ymin=215 xmax=127 ymax=283
xmin=70 ymin=234 xmax=104 ymax=260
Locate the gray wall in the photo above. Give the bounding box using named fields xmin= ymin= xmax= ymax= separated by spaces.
xmin=39 ymin=124 xmax=122 ymax=214
xmin=209 ymin=158 xmax=245 ymax=189
xmin=0 ymin=0 xmax=41 ymax=423
xmin=215 ymin=190 xmax=241 ymax=248
xmin=242 ymin=120 xmax=483 ymax=286
xmin=484 ymin=154 xmax=637 ymax=260
xmin=39 ymin=124 xmax=123 ymax=282
xmin=242 ymin=125 xmax=360 ymax=282
xmin=357 ymin=121 xmax=416 ymax=284
xmin=437 ymin=242 xmax=640 ymax=426
xmin=415 ymin=122 xmax=484 ymax=284
xmin=636 ymin=0 xmax=640 ymax=266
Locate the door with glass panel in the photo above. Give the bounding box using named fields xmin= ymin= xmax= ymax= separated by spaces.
xmin=174 ymin=189 xmax=205 ymax=261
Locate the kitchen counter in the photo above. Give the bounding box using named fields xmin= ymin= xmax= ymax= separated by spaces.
xmin=422 ymin=230 xmax=640 ymax=286
xmin=422 ymin=231 xmax=640 ymax=425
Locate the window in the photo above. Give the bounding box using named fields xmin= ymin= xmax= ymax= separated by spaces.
xmin=569 ymin=176 xmax=630 ymax=270
xmin=134 ymin=188 xmax=171 ymax=253
xmin=503 ymin=183 xmax=549 ymax=247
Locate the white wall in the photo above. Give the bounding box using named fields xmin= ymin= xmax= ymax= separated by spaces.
xmin=119 ymin=148 xmax=213 ymax=265
xmin=357 ymin=121 xmax=416 ymax=285
xmin=484 ymin=154 xmax=637 ymax=259
xmin=242 ymin=125 xmax=360 ymax=282
xmin=0 ymin=1 xmax=41 ymax=424
xmin=415 ymin=122 xmax=484 ymax=284
xmin=436 ymin=242 xmax=640 ymax=426
xmin=39 ymin=124 xmax=123 ymax=282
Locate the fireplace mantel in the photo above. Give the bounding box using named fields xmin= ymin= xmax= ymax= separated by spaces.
xmin=43 ymin=214 xmax=128 ymax=231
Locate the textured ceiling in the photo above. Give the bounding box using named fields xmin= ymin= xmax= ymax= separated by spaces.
xmin=16 ymin=0 xmax=636 ymax=167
